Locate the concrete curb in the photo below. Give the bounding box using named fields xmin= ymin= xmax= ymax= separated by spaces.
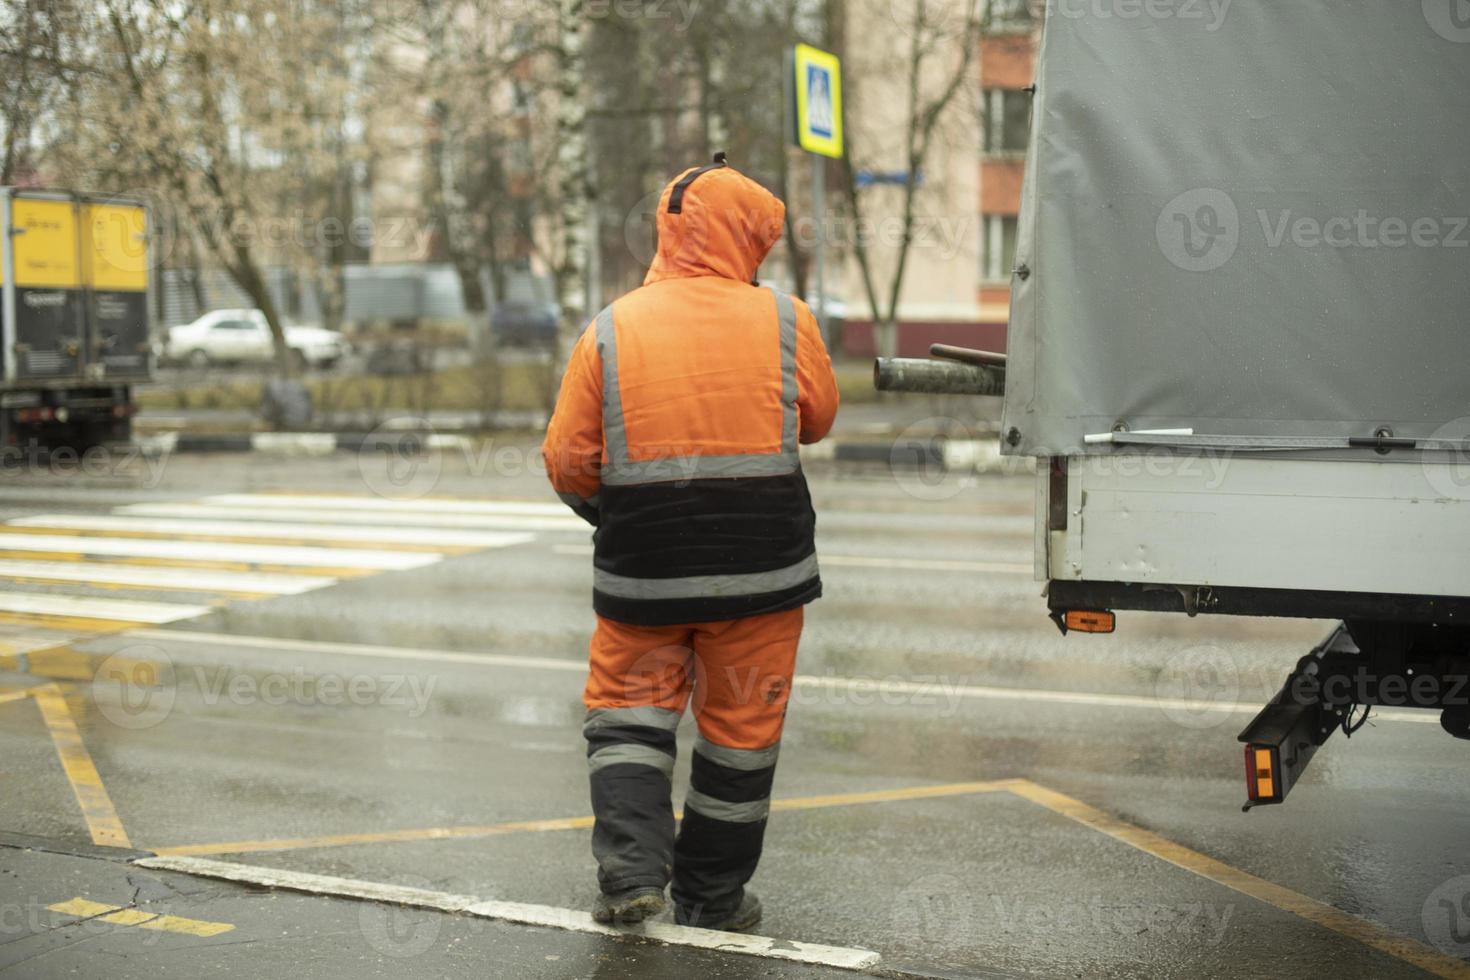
xmin=135 ymin=432 xmax=478 ymax=457
xmin=134 ymin=431 xmax=1033 ymax=474
xmin=811 ymin=438 xmax=1033 ymax=475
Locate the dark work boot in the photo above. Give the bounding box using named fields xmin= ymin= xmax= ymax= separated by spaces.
xmin=675 ymin=889 xmax=763 ymax=932
xmin=592 ymin=886 xmax=668 ymax=926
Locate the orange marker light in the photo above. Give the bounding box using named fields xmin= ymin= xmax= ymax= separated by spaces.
xmin=1247 ymin=745 xmax=1278 ymax=801
xmin=1064 ymin=610 xmax=1116 ymax=633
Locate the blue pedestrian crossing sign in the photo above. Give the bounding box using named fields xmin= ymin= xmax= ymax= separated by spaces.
xmin=793 ymin=44 xmax=843 ymax=159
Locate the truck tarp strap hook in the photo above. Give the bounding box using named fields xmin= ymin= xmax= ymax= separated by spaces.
xmin=667 ymin=152 xmax=729 ymax=214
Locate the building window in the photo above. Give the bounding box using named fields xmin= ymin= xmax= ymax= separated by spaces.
xmin=983 ymin=214 xmax=1018 ymax=282
xmin=984 ymin=88 xmax=1031 ymax=154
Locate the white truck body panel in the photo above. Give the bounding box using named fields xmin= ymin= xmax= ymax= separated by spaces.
xmin=1045 ymin=456 xmax=1470 ymax=599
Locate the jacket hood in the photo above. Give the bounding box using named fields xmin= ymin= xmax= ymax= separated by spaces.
xmin=643 ymin=160 xmax=786 ymax=287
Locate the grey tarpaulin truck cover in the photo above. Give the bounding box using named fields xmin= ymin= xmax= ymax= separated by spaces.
xmin=1001 ymin=3 xmax=1470 ymax=458
xmin=996 ymin=4 xmax=1470 ymax=612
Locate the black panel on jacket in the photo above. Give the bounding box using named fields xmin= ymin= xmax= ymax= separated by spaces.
xmin=595 ymin=472 xmax=815 ymax=580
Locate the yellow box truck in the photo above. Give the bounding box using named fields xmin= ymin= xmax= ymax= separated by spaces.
xmin=0 ymin=188 xmax=151 ymax=450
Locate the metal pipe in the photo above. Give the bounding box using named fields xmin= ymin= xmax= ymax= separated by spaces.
xmin=873 ymin=357 xmax=1005 ymax=396
xmin=929 ymin=343 xmax=1007 ymax=368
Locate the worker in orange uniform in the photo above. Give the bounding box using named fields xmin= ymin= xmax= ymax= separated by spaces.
xmin=543 ymin=153 xmax=839 ymax=932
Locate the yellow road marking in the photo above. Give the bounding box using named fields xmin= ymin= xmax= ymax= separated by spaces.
xmin=151 ymin=780 xmax=1019 ymax=857
xmin=0 ymin=550 xmax=373 ymax=579
xmin=48 ymin=897 xmax=234 ymax=937
xmin=31 ymin=684 xmax=132 ymax=848
xmin=9 ymin=644 xmax=156 ymax=682
xmin=0 ymin=574 xmax=271 ymax=600
xmin=1006 ymin=779 xmax=1470 ymax=980
xmin=0 ymin=612 xmax=150 ymax=634
xmin=0 ymin=686 xmax=37 ymax=704
xmin=149 ymin=775 xmax=1468 ymax=977
xmin=152 ymin=816 xmax=599 ymax=856
xmin=768 ymin=780 xmax=1016 ymax=813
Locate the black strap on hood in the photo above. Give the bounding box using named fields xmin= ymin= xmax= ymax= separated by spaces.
xmin=667 ymin=152 xmax=728 ymax=215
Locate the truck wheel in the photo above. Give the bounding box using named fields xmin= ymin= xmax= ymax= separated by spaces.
xmin=188 ymin=349 xmax=212 ymax=370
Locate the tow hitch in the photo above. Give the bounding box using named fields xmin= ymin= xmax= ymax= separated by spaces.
xmin=1238 ymin=620 xmax=1470 ymax=810
xmin=1237 ymin=626 xmax=1354 ymax=811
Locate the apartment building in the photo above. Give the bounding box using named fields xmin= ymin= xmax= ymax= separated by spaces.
xmin=837 ymin=0 xmax=1039 ymax=357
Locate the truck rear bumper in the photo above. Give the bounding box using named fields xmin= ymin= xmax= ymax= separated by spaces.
xmin=1048 ymin=578 xmax=1470 ymax=626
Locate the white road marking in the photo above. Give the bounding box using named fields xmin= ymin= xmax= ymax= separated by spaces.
xmin=205 ymin=494 xmax=572 ymax=517
xmin=126 ymin=628 xmax=589 ymax=673
xmin=0 ymin=591 xmax=212 ymax=624
xmin=122 ymin=628 xmax=1440 ymax=725
xmin=10 ymin=515 xmax=538 ymax=550
xmin=0 ymin=532 xmax=441 ymax=570
xmin=119 ymin=502 xmax=587 ymax=533
xmin=816 ymin=554 xmax=1031 ymax=575
xmin=551 ymin=542 xmax=1029 ymax=575
xmin=0 ymin=559 xmax=335 ymax=595
xmin=135 ymin=856 xmax=882 ymax=970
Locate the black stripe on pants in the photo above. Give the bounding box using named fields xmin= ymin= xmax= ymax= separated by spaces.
xmin=671 ymin=748 xmax=778 ymax=921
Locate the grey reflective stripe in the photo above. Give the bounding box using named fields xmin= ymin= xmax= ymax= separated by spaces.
xmin=557 ymin=491 xmax=599 ymax=510
xmin=684 ymin=788 xmax=770 ymax=823
xmin=584 ymin=706 xmax=683 ymax=733
xmin=594 ymin=552 xmax=819 ymax=601
xmin=596 ymin=290 xmax=802 ymax=488
xmin=771 ymin=287 xmax=799 ymax=454
xmin=594 ymin=305 xmax=627 ymax=474
xmin=589 ymin=743 xmax=674 ymax=778
xmin=694 ymin=734 xmax=780 ymax=772
xmin=605 ymin=451 xmax=798 ymax=485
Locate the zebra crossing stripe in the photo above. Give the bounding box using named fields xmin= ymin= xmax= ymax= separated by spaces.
xmin=119 ymin=502 xmax=586 ymax=532
xmin=0 ymin=559 xmax=335 ymax=595
xmin=0 ymin=591 xmax=212 ymax=624
xmin=0 ymin=532 xmax=441 ymax=570
xmin=203 ymin=494 xmax=571 ymax=517
xmin=8 ymin=515 xmax=537 ymax=550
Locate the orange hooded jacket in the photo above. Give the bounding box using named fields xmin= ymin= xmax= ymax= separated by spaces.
xmin=544 ymin=157 xmax=839 ymax=626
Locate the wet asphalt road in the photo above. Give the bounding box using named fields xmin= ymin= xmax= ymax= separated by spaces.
xmin=0 ymin=446 xmax=1468 ymax=979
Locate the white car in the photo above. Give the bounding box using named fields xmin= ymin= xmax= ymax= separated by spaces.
xmin=165 ymin=309 xmax=350 ymax=370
